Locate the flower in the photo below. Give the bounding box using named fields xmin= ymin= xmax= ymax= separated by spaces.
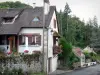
xmin=7 ymin=51 xmax=12 ymax=55
xmin=24 ymin=50 xmax=29 ymax=53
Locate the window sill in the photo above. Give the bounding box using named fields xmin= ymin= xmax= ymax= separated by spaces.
xmin=19 ymin=45 xmax=41 ymax=47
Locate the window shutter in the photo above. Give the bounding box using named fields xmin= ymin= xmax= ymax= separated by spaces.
xmin=36 ymin=35 xmax=41 ymax=45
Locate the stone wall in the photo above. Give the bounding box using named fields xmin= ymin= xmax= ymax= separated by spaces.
xmin=0 ymin=54 xmax=42 ymax=73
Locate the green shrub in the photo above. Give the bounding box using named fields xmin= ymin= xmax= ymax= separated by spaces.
xmin=58 ymin=37 xmax=72 ymax=65
xmin=83 ymin=51 xmax=91 ymax=59
xmin=67 ymin=52 xmax=80 ymax=69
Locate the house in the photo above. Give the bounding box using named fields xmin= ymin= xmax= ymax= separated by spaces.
xmin=83 ymin=46 xmax=97 ymax=65
xmin=73 ymin=47 xmax=85 ymax=67
xmin=83 ymin=46 xmax=96 ymax=53
xmin=0 ymin=0 xmax=61 ymax=73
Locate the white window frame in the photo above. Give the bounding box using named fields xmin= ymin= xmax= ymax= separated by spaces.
xmin=27 ymin=35 xmax=40 ymax=46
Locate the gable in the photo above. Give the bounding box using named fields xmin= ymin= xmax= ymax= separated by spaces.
xmin=49 ymin=10 xmax=58 ymax=32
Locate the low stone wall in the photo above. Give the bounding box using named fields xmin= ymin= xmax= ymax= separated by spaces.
xmin=73 ymin=62 xmax=81 ymax=69
xmin=0 ymin=54 xmax=42 ymax=73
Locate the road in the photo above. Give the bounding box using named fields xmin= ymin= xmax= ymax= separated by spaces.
xmin=59 ymin=65 xmax=100 ymax=75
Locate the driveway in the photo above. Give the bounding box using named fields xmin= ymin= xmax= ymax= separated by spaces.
xmin=59 ymin=65 xmax=100 ymax=75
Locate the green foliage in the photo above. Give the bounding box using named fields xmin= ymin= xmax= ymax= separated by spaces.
xmin=57 ymin=2 xmax=99 ymax=48
xmin=0 ymin=1 xmax=31 ymax=9
xmin=58 ymin=37 xmax=72 ymax=64
xmin=90 ymin=52 xmax=97 ymax=61
xmin=96 ymin=54 xmax=100 ymax=60
xmin=67 ymin=52 xmax=80 ymax=68
xmin=83 ymin=51 xmax=91 ymax=59
xmin=83 ymin=51 xmax=97 ymax=61
xmin=64 ymin=2 xmax=71 ymax=14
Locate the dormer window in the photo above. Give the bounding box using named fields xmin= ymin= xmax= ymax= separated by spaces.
xmin=2 ymin=15 xmax=18 ymax=24
xmin=33 ymin=17 xmax=39 ymax=22
xmin=3 ymin=17 xmax=14 ymax=23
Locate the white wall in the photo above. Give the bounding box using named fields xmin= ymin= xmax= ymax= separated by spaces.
xmin=48 ymin=11 xmax=58 ymax=58
xmin=51 ymin=56 xmax=58 ymax=72
xmin=80 ymin=54 xmax=85 ymax=67
xmin=50 ymin=11 xmax=58 ymax=32
xmin=18 ymin=28 xmax=43 ymax=54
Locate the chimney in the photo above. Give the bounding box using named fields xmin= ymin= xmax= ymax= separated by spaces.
xmin=32 ymin=3 xmax=36 ymax=8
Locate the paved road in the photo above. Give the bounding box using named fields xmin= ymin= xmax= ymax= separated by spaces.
xmin=59 ymin=65 xmax=100 ymax=75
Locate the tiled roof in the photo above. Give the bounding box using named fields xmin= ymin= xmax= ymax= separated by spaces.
xmin=0 ymin=6 xmax=56 ymax=35
xmin=73 ymin=47 xmax=83 ymax=57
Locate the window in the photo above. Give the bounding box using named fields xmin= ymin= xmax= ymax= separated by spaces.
xmin=33 ymin=17 xmax=39 ymax=22
xmin=0 ymin=36 xmax=9 ymax=45
xmin=2 ymin=15 xmax=18 ymax=24
xmin=53 ymin=36 xmax=56 ymax=45
xmin=2 ymin=17 xmax=14 ymax=23
xmin=19 ymin=36 xmax=25 ymax=45
xmin=0 ymin=36 xmax=6 ymax=45
xmin=19 ymin=34 xmax=41 ymax=46
xmin=28 ymin=36 xmax=32 ymax=45
xmin=54 ymin=19 xmax=56 ymax=28
xmin=28 ymin=35 xmax=41 ymax=45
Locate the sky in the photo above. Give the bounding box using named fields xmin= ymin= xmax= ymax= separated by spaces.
xmin=0 ymin=0 xmax=100 ymax=24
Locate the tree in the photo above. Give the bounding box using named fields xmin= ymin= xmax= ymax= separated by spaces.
xmin=84 ymin=19 xmax=93 ymax=46
xmin=57 ymin=1 xmax=100 ymax=68
xmin=0 ymin=1 xmax=31 ymax=8
xmin=64 ymin=2 xmax=71 ymax=14
xmin=63 ymin=2 xmax=71 ymax=40
xmin=90 ymin=16 xmax=99 ymax=48
xmin=57 ymin=10 xmax=63 ymax=35
xmin=59 ymin=37 xmax=72 ymax=65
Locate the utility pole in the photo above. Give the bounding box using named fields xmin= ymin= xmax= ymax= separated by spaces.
xmin=42 ymin=0 xmax=45 ymax=73
xmin=42 ymin=0 xmax=45 ymax=72
xmin=43 ymin=0 xmax=49 ymax=74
